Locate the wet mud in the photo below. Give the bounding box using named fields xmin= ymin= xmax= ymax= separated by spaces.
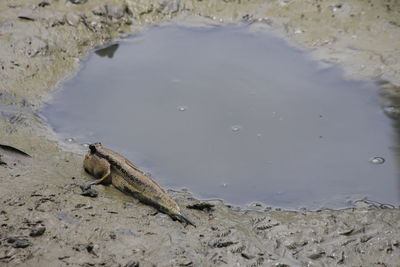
xmin=1 ymin=0 xmax=400 ymax=266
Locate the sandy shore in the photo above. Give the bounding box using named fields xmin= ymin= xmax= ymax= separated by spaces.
xmin=1 ymin=0 xmax=399 ymax=266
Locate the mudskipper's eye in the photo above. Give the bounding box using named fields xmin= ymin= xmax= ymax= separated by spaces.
xmin=89 ymin=144 xmax=96 ymax=153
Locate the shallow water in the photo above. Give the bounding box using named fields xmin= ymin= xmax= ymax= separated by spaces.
xmin=42 ymin=25 xmax=400 ymax=209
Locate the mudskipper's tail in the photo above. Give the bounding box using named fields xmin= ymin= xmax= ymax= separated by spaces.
xmin=172 ymin=213 xmax=196 ymax=227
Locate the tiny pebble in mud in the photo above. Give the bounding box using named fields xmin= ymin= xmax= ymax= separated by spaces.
xmin=80 ymin=187 xmax=98 ymax=198
xmin=105 ymin=5 xmax=126 ymax=20
xmin=29 ymin=225 xmax=46 ymax=237
xmin=7 ymin=237 xmax=31 ymax=248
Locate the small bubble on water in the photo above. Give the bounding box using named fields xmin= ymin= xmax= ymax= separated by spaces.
xmin=177 ymin=106 xmax=187 ymax=112
xmin=369 ymin=157 xmax=385 ymax=164
xmin=81 ymin=143 xmax=90 ymax=148
xmin=65 ymin=138 xmax=74 ymax=143
xmin=221 ymin=183 xmax=228 ymax=188
xmin=231 ymin=125 xmax=242 ymax=132
xmin=257 ymin=133 xmax=262 ymax=137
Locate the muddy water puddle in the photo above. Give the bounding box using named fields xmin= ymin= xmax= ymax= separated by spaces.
xmin=42 ymin=25 xmax=400 ymax=209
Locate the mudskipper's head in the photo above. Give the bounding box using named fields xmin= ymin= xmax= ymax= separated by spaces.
xmin=85 ymin=142 xmax=102 ymax=172
xmin=89 ymin=142 xmax=102 ymax=154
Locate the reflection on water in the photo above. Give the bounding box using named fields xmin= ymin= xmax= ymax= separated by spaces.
xmin=95 ymin=44 xmax=119 ymax=58
xmin=42 ymin=25 xmax=400 ymax=209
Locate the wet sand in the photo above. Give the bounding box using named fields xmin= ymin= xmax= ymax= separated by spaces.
xmin=1 ymin=0 xmax=400 ymax=266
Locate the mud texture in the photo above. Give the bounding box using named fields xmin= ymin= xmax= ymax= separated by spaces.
xmin=1 ymin=0 xmax=400 ymax=266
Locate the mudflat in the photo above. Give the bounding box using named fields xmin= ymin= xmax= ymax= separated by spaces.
xmin=0 ymin=0 xmax=399 ymax=266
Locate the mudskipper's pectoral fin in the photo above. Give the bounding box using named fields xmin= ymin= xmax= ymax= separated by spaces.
xmin=83 ymin=168 xmax=111 ymax=191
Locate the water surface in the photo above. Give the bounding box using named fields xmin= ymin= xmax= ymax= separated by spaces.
xmin=42 ymin=25 xmax=400 ymax=209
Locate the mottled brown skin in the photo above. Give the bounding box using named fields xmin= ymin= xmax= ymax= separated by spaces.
xmin=83 ymin=153 xmax=112 ymax=184
xmin=83 ymin=143 xmax=195 ymax=226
